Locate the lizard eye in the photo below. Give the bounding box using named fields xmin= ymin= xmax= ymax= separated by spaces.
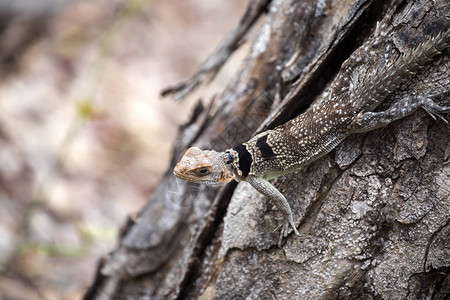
xmin=196 ymin=167 xmax=210 ymax=176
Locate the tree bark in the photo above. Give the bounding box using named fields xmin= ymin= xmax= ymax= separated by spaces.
xmin=86 ymin=0 xmax=450 ymax=299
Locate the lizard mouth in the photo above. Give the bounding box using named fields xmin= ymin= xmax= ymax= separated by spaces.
xmin=173 ymin=164 xmax=198 ymax=182
xmin=173 ymin=165 xmax=185 ymax=179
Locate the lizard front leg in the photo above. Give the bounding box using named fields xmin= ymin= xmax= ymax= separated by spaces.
xmin=347 ymin=96 xmax=449 ymax=134
xmin=246 ymin=176 xmax=301 ymax=246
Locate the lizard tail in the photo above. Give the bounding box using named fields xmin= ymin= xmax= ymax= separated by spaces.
xmin=363 ymin=27 xmax=450 ymax=107
xmin=393 ymin=27 xmax=450 ymax=78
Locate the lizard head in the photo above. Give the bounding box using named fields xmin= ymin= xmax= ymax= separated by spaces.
xmin=173 ymin=147 xmax=238 ymax=187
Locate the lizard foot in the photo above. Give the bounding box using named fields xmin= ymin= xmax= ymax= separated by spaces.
xmin=347 ymin=97 xmax=450 ymax=134
xmin=276 ymin=218 xmax=301 ymax=247
xmin=422 ymin=103 xmax=450 ymax=124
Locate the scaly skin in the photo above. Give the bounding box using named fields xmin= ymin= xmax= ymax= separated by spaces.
xmin=174 ymin=27 xmax=450 ymax=246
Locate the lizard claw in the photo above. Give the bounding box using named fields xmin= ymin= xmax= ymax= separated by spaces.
xmin=277 ymin=218 xmax=301 ymax=247
xmin=422 ymin=105 xmax=449 ymax=124
xmin=420 ymin=99 xmax=450 ymax=124
xmin=278 ymin=222 xmax=289 ymax=247
xmin=288 ymin=215 xmax=301 ymax=237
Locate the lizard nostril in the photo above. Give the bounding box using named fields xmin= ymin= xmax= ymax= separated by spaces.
xmin=173 ymin=165 xmax=181 ymax=175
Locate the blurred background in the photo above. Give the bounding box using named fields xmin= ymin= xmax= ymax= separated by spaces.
xmin=0 ymin=0 xmax=246 ymax=298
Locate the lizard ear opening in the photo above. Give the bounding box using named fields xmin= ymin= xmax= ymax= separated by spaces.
xmin=225 ymin=151 xmax=235 ymax=164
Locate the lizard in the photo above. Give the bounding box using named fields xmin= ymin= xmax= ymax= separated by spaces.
xmin=173 ymin=25 xmax=450 ymax=246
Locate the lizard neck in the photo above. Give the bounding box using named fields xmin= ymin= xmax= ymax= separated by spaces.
xmin=225 ymin=145 xmax=253 ymax=181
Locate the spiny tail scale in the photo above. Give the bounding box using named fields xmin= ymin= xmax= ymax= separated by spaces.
xmin=361 ymin=27 xmax=450 ymax=110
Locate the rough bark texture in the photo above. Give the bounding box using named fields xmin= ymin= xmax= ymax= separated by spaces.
xmin=86 ymin=0 xmax=450 ymax=299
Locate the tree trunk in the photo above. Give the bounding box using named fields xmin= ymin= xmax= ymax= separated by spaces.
xmin=86 ymin=0 xmax=450 ymax=299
